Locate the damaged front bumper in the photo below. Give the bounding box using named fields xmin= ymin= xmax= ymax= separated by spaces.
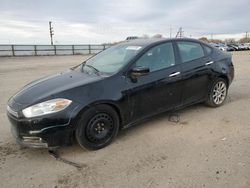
xmin=7 ymin=103 xmax=80 ymax=148
xmin=14 ymin=134 xmax=48 ymax=148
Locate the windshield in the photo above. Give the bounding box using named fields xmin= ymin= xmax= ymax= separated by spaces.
xmin=80 ymin=44 xmax=143 ymax=75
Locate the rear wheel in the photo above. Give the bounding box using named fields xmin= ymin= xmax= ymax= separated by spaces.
xmin=206 ymin=78 xmax=228 ymax=107
xmin=75 ymin=104 xmax=119 ymax=150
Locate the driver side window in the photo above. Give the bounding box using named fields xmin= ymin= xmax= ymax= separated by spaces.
xmin=135 ymin=42 xmax=175 ymax=72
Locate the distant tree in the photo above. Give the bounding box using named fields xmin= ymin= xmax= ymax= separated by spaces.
xmin=224 ymin=38 xmax=236 ymax=44
xmin=112 ymin=41 xmax=125 ymax=44
xmin=198 ymin=37 xmax=209 ymax=43
xmin=239 ymin=37 xmax=250 ymax=43
xmin=210 ymin=39 xmax=223 ymax=43
xmin=141 ymin=34 xmax=150 ymax=39
xmin=152 ymin=34 xmax=163 ymax=38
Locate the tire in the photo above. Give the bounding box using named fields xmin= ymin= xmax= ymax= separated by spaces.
xmin=205 ymin=78 xmax=228 ymax=107
xmin=75 ymin=104 xmax=119 ymax=150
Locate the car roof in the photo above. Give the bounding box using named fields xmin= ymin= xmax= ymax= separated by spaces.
xmin=122 ymin=38 xmax=204 ymax=47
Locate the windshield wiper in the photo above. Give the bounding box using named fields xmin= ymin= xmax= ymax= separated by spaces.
xmin=85 ymin=64 xmax=100 ymax=73
xmin=70 ymin=63 xmax=81 ymax=70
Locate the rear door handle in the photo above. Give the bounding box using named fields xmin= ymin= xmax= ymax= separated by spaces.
xmin=169 ymin=72 xmax=180 ymax=77
xmin=205 ymin=61 xmax=214 ymax=66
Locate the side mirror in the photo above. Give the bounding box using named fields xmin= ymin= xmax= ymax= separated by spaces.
xmin=130 ymin=66 xmax=150 ymax=78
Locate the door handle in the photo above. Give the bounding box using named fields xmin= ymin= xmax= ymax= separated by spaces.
xmin=205 ymin=61 xmax=214 ymax=66
xmin=169 ymin=72 xmax=180 ymax=77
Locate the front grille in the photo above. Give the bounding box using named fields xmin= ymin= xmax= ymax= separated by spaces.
xmin=7 ymin=105 xmax=19 ymax=118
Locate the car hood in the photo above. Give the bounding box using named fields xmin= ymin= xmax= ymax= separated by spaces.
xmin=9 ymin=70 xmax=103 ymax=110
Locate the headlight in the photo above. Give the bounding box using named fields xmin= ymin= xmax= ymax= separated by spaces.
xmin=22 ymin=98 xmax=72 ymax=118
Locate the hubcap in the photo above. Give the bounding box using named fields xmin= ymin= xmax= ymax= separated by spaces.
xmin=212 ymin=81 xmax=227 ymax=105
xmin=86 ymin=113 xmax=114 ymax=144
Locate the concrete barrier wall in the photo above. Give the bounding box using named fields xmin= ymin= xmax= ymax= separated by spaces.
xmin=0 ymin=44 xmax=111 ymax=56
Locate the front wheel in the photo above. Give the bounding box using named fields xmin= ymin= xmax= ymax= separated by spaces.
xmin=206 ymin=78 xmax=228 ymax=107
xmin=75 ymin=104 xmax=119 ymax=150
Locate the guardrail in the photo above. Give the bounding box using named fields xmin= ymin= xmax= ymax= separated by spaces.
xmin=0 ymin=44 xmax=111 ymax=56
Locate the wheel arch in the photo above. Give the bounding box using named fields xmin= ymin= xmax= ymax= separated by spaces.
xmin=73 ymin=100 xmax=124 ymax=129
xmin=217 ymin=74 xmax=229 ymax=87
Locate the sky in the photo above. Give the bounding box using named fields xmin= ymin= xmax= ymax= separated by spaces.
xmin=0 ymin=0 xmax=249 ymax=44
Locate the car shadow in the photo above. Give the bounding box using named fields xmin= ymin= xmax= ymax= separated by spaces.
xmin=117 ymin=103 xmax=206 ymax=140
xmin=53 ymin=103 xmax=210 ymax=155
xmin=12 ymin=101 xmax=231 ymax=164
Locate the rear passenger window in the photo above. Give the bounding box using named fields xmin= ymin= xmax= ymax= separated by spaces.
xmin=177 ymin=41 xmax=204 ymax=63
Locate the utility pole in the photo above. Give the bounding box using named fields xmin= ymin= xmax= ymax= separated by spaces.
xmin=246 ymin=31 xmax=248 ymax=38
xmin=170 ymin=25 xmax=172 ymax=38
xmin=180 ymin=27 xmax=183 ymax=38
xmin=49 ymin=21 xmax=54 ymax=45
xmin=175 ymin=27 xmax=184 ymax=38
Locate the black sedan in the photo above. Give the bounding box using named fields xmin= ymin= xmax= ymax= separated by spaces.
xmin=7 ymin=38 xmax=234 ymax=150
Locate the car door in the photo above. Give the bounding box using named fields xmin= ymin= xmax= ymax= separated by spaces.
xmin=126 ymin=42 xmax=182 ymax=122
xmin=176 ymin=41 xmax=213 ymax=105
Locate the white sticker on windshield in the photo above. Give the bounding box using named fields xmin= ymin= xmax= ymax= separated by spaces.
xmin=126 ymin=46 xmax=142 ymax=50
